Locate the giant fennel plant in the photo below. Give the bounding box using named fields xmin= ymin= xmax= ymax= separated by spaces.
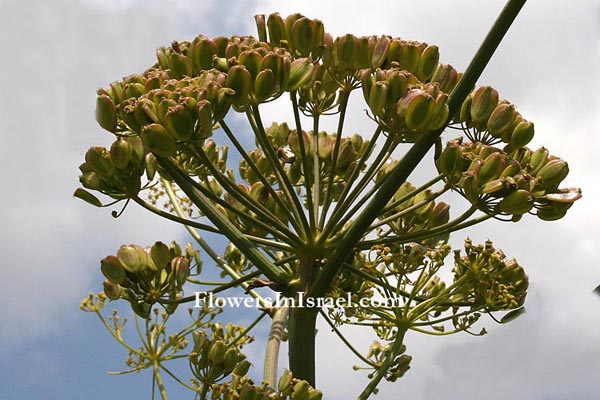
xmin=76 ymin=2 xmax=581 ymax=399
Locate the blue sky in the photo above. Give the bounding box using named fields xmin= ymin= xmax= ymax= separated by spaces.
xmin=1 ymin=0 xmax=599 ymax=399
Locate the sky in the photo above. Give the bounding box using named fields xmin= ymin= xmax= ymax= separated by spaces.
xmin=0 ymin=0 xmax=599 ymax=399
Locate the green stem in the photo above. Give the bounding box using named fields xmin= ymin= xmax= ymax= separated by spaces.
xmin=311 ymin=114 xmax=320 ymax=230
xmin=263 ymin=306 xmax=289 ymax=388
xmin=288 ymin=306 xmax=318 ymax=386
xmin=319 ymin=309 xmax=376 ymax=367
xmin=290 ymin=92 xmax=314 ymax=226
xmin=309 ymin=0 xmax=527 ymax=299
xmin=357 ymin=327 xmax=407 ymax=400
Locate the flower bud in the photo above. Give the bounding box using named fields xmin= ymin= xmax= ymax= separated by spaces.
xmin=213 ymin=87 xmax=235 ymax=121
xmin=368 ymin=81 xmax=388 ymax=115
xmin=498 ymin=189 xmax=534 ymax=215
xmin=167 ymin=52 xmax=193 ymax=79
xmin=110 ymin=139 xmax=131 ymax=170
xmin=101 ymin=255 xmax=127 ymax=284
xmin=103 ymin=280 xmax=122 ymax=300
xmin=190 ymin=37 xmax=217 ymax=72
xmin=239 ymin=50 xmax=263 ymax=80
xmin=95 ymin=94 xmax=118 ymax=132
xmin=528 ymin=147 xmax=549 ymax=176
xmin=470 ymin=86 xmax=498 ymax=124
xmin=117 ymin=244 xmax=148 ymax=273
xmin=510 ymin=120 xmax=534 ymax=148
xmin=291 ymin=17 xmax=318 ymax=56
xmin=286 ymin=58 xmax=314 ymax=91
xmin=436 ymin=142 xmax=462 ymax=180
xmin=127 ymin=136 xmax=145 ymax=166
xmin=222 ymin=348 xmax=239 ymax=374
xmin=417 ymin=44 xmax=439 ymax=82
xmin=487 ymin=103 xmax=516 ymax=138
xmin=254 ymin=14 xmax=267 ymax=42
xmin=79 ymin=172 xmax=103 ymax=191
xmin=396 ymin=89 xmax=435 ymax=131
xmin=141 ymin=123 xmax=177 ymax=157
xmin=307 ymin=389 xmax=323 ymax=400
xmin=354 ymin=36 xmax=371 ymax=70
xmin=226 ymin=65 xmax=252 ymax=105
xmin=477 ymin=152 xmax=505 ymax=184
xmin=73 ymin=188 xmax=102 ymax=207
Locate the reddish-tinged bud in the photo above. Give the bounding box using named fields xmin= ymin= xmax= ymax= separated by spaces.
xmin=286 ymin=58 xmax=314 ymax=91
xmin=288 ymin=130 xmax=311 ymax=157
xmin=141 ymin=123 xmax=177 ymax=157
xmin=172 ymin=256 xmax=190 ymax=287
xmin=226 ymin=65 xmax=252 ymax=105
xmin=254 ymin=14 xmax=267 ymax=42
xmin=545 ymin=188 xmax=581 ymax=204
xmin=213 ymin=87 xmax=235 ymax=121
xmin=429 ymin=201 xmax=450 ymax=227
xmin=386 ymin=72 xmax=409 ymax=107
xmin=110 ymin=139 xmax=131 ymax=170
xmin=335 ymin=139 xmax=357 ymax=169
xmin=470 ymin=86 xmax=498 ymax=124
xmin=371 ymin=36 xmax=390 ymax=69
xmin=291 ymin=17 xmax=317 ymax=56
xmin=317 ymin=131 xmax=335 ymax=160
xmin=355 ymin=36 xmax=371 ymax=70
xmin=95 ymin=94 xmax=118 ymax=132
xmin=397 ymin=41 xmax=421 ymax=73
xmin=103 ymin=280 xmax=122 ymax=300
xmin=368 ymin=81 xmax=388 ymax=115
xmin=432 ymin=63 xmax=458 ymax=93
xmin=238 ymin=50 xmax=263 ymax=80
xmin=396 ymin=89 xmax=435 ymax=131
xmin=334 ymin=34 xmax=359 ymax=69
xmin=267 ymin=13 xmax=285 ymax=47
xmin=190 ymin=37 xmax=217 ymax=72
xmin=254 ymin=69 xmax=276 ymax=102
xmin=168 ymin=52 xmax=193 ymax=79
xmin=163 ymin=104 xmax=194 ymax=140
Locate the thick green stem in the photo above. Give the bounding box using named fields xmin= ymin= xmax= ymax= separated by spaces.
xmin=309 ymin=0 xmax=526 ymax=298
xmin=288 ymin=306 xmax=318 ymax=386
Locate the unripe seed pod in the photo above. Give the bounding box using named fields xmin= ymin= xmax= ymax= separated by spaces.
xmin=354 ymin=36 xmax=371 ymax=70
xmin=267 ymin=13 xmax=285 ymax=46
xmin=436 ymin=143 xmax=462 ymax=179
xmin=397 ymin=41 xmax=421 ymax=73
xmin=191 ymin=37 xmax=217 ymax=72
xmin=291 ymin=380 xmax=310 ymax=400
xmin=291 ymin=18 xmax=317 ymax=56
xmin=232 ymin=359 xmax=251 ymax=376
xmin=498 ymin=189 xmax=534 ymax=215
xmin=73 ymin=188 xmax=102 ymax=207
xmin=117 ymin=244 xmax=148 ymax=273
xmin=197 ymin=99 xmax=213 ymax=138
xmin=103 ymin=280 xmax=122 ymax=300
xmin=238 ymin=51 xmax=263 ymax=81
xmin=79 ymin=172 xmax=103 ymax=191
xmin=168 ymin=52 xmax=193 ymax=79
xmin=510 ymin=120 xmax=535 ymax=148
xmin=417 ymin=45 xmax=439 ymax=82
xmin=528 ymin=147 xmax=549 ymax=176
xmin=432 ymin=63 xmax=458 ymax=93
xmin=226 ymin=65 xmax=252 ymax=105
xmin=254 ymin=69 xmax=276 ymax=102
xmin=545 ymin=188 xmax=581 ymax=204
xmin=164 ymin=104 xmax=194 ymax=141
xmin=126 ymin=136 xmax=145 ymax=166
xmin=368 ymin=81 xmax=388 ymax=115
xmin=222 ymin=348 xmax=239 ymax=374
xmin=85 ymin=147 xmax=115 ymax=178
xmin=429 ymin=201 xmax=450 ymax=227
xmin=95 ymin=94 xmax=118 ymax=132
xmin=537 ymin=200 xmax=572 ymax=221
xmin=335 ymin=139 xmax=356 ymax=169
xmin=371 ymin=36 xmax=390 ymax=69
xmin=307 ymin=389 xmax=323 ymax=400
xmin=470 ymin=86 xmax=498 ymax=124
xmin=487 ymin=103 xmax=516 ymax=138
xmin=141 ymin=123 xmax=177 ymax=157
xmin=478 ymin=152 xmax=505 ymax=184
xmin=101 ymin=255 xmax=127 ymax=284
xmin=208 ymin=340 xmax=227 ymax=365
xmin=150 ymin=241 xmax=171 ymax=271
xmin=481 ymin=178 xmax=508 ymax=195
xmin=334 ymin=34 xmax=359 ymax=69
xmin=278 ymin=369 xmax=293 ymax=392
xmin=386 ymin=72 xmax=408 ymax=107
xmin=397 ymin=90 xmax=435 ymax=131
xmin=287 ymin=58 xmax=314 ymax=92
xmin=537 ymin=159 xmax=569 ymax=187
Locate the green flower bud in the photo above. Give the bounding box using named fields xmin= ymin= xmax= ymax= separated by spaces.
xmin=397 ymin=41 xmax=421 ymax=74
xmin=291 ymin=380 xmax=310 ymax=400
xmin=95 ymin=94 xmax=118 ymax=132
xmin=537 ymin=159 xmax=569 ymax=187
xmin=254 ymin=69 xmax=276 ymax=102
xmin=371 ymin=36 xmax=390 ymax=69
xmin=150 ymin=241 xmax=171 ymax=271
xmin=226 ymin=65 xmax=252 ymax=105
xmin=163 ymin=104 xmax=194 ymax=141
xmin=487 ymin=103 xmax=516 ymax=138
xmin=122 ymin=83 xmax=145 ymax=100
xmin=267 ymin=13 xmax=285 ymax=47
xmin=232 ymin=359 xmax=252 ymax=376
xmin=110 ymin=139 xmax=131 ymax=170
xmin=470 ymin=86 xmax=498 ymax=124
xmin=354 ymin=36 xmax=371 ymax=70
xmin=510 ymin=120 xmax=534 ymax=148
xmin=103 ymin=280 xmax=122 ymax=300
xmin=117 ymin=244 xmax=148 ymax=273
xmin=278 ymin=369 xmax=293 ymax=392
xmin=417 ymin=44 xmax=439 ymax=82
xmin=79 ymin=172 xmax=103 ymax=191
xmin=498 ymin=189 xmax=534 ymax=215
xmin=101 ymin=255 xmax=127 ymax=284
xmin=141 ymin=123 xmax=177 ymax=157
xmin=286 ymin=58 xmax=314 ymax=92
xmin=85 ymin=147 xmax=115 ymax=178
xmin=307 ymin=389 xmax=323 ymax=400
xmin=73 ymin=188 xmax=102 ymax=207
